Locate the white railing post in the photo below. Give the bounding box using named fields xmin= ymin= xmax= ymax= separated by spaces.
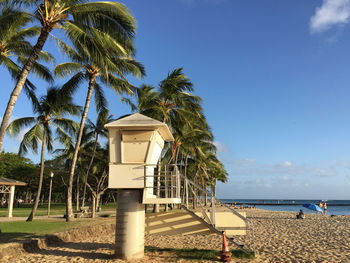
xmin=176 ymin=169 xmax=180 ymax=199
xmin=165 ymin=165 xmax=168 ymax=199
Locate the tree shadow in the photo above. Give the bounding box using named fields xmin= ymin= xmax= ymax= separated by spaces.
xmin=48 ymin=241 xmax=113 ymax=251
xmin=30 ymin=247 xmax=114 ymax=260
xmin=0 ymin=232 xmax=34 ymax=243
xmin=145 ymin=246 xmax=222 ymax=261
xmin=25 ymin=240 xmax=114 ymax=260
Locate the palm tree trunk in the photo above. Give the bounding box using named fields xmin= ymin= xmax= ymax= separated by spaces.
xmin=184 ymin=155 xmax=188 ymax=177
xmin=27 ymin=127 xmax=47 ymax=221
xmin=82 ymin=133 xmax=99 ymax=207
xmin=174 ymin=147 xmax=180 ymax=166
xmin=66 ymin=76 xmax=96 ymax=222
xmin=0 ymin=28 xmax=50 ymax=151
xmin=76 ymin=173 xmax=80 ymax=211
xmin=204 ymin=181 xmax=208 ymax=207
xmin=91 ymin=195 xmax=96 ymax=218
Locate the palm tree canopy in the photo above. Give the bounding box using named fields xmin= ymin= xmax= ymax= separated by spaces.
xmin=6 ymin=86 xmax=80 ymax=155
xmin=0 ymin=7 xmax=53 ymax=84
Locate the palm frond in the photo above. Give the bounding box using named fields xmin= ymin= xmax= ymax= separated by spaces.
xmin=94 ymin=83 xmax=108 ymax=113
xmin=6 ymin=117 xmax=36 ymax=136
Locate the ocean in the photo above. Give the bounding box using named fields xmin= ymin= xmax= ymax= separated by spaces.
xmin=219 ymin=199 xmax=350 ymax=216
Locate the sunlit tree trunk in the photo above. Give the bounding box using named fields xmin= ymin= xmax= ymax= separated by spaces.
xmin=27 ymin=128 xmax=47 ymax=221
xmin=76 ymin=173 xmax=80 ymax=211
xmin=91 ymin=194 xmax=96 ymax=218
xmin=66 ymin=76 xmax=96 ymax=222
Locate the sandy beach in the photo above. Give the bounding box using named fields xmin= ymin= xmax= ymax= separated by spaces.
xmin=2 ymin=209 xmax=350 ymax=262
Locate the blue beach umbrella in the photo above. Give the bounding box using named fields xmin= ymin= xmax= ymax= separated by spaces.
xmin=302 ymin=203 xmax=323 ymax=213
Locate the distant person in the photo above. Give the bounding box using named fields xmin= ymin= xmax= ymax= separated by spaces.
xmin=296 ymin=209 xmax=305 ymax=219
xmin=318 ymin=201 xmax=323 ymax=215
xmin=323 ymin=202 xmax=327 ymax=215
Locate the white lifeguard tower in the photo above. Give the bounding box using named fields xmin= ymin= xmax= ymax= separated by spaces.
xmin=105 ymin=113 xmax=179 ymax=259
xmin=105 ymin=113 xmax=251 ymax=259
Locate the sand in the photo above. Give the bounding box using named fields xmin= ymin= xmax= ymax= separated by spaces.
xmin=2 ymin=209 xmax=350 ymax=262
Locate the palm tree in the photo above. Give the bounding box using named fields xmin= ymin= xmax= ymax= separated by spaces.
xmin=55 ymin=40 xmax=145 ymax=221
xmin=0 ymin=0 xmax=137 ymax=152
xmin=81 ymin=109 xmax=115 ymax=207
xmin=6 ymin=86 xmax=79 ymax=221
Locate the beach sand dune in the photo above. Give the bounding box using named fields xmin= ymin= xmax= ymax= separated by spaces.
xmin=3 ymin=209 xmax=350 ymax=262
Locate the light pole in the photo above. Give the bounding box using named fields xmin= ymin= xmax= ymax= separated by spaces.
xmin=48 ymin=171 xmax=54 ymax=217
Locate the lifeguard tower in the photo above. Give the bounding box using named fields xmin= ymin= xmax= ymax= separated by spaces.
xmin=105 ymin=113 xmax=251 ymax=259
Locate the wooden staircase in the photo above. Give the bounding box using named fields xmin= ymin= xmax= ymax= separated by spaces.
xmin=143 ymin=164 xmax=253 ymax=253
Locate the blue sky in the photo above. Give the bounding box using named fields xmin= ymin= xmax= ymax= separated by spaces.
xmin=2 ymin=0 xmax=350 ymax=199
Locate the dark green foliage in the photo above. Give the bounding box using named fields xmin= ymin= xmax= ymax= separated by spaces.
xmin=0 ymin=151 xmax=36 ymax=180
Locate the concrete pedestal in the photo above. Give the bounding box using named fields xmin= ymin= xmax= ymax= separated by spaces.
xmin=115 ymin=189 xmax=145 ymax=259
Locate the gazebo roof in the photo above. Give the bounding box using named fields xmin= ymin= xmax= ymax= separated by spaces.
xmin=0 ymin=177 xmax=27 ymax=186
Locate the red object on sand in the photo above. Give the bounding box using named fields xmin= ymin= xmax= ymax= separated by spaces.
xmin=220 ymin=234 xmax=232 ymax=262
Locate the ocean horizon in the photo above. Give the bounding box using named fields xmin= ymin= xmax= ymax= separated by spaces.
xmin=219 ymin=199 xmax=350 ymax=216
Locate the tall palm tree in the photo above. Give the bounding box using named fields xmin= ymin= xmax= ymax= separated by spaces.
xmin=0 ymin=0 xmax=137 ymax=152
xmin=55 ymin=39 xmax=145 ymax=221
xmin=81 ymin=109 xmax=115 ymax=207
xmin=6 ymin=86 xmax=80 ymax=221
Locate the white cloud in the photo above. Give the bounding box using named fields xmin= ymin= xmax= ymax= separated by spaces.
xmin=214 ymin=141 xmax=230 ymax=154
xmin=314 ymin=167 xmax=337 ymax=178
xmin=282 ymin=161 xmax=292 ymax=167
xmin=280 ymin=176 xmax=293 ymax=183
xmin=230 ymin=158 xmax=255 ymax=167
xmin=310 ymin=0 xmax=350 ymax=33
xmin=228 ymin=156 xmax=344 ymax=179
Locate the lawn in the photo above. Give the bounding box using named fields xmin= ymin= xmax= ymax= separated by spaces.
xmin=0 ymin=217 xmax=114 ymax=243
xmin=0 ymin=202 xmax=116 ymax=217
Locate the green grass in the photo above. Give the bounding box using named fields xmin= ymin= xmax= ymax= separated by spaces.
xmin=145 ymin=247 xmax=255 ymax=261
xmin=0 ymin=202 xmax=116 ymax=217
xmin=0 ymin=218 xmax=113 ymax=243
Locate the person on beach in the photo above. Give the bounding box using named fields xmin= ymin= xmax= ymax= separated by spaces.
xmin=318 ymin=201 xmax=323 ymax=215
xmin=323 ymin=202 xmax=327 ymax=215
xmin=297 ymin=209 xmax=305 ymax=219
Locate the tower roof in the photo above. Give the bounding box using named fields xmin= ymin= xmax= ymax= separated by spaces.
xmin=105 ymin=113 xmax=174 ymax=141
